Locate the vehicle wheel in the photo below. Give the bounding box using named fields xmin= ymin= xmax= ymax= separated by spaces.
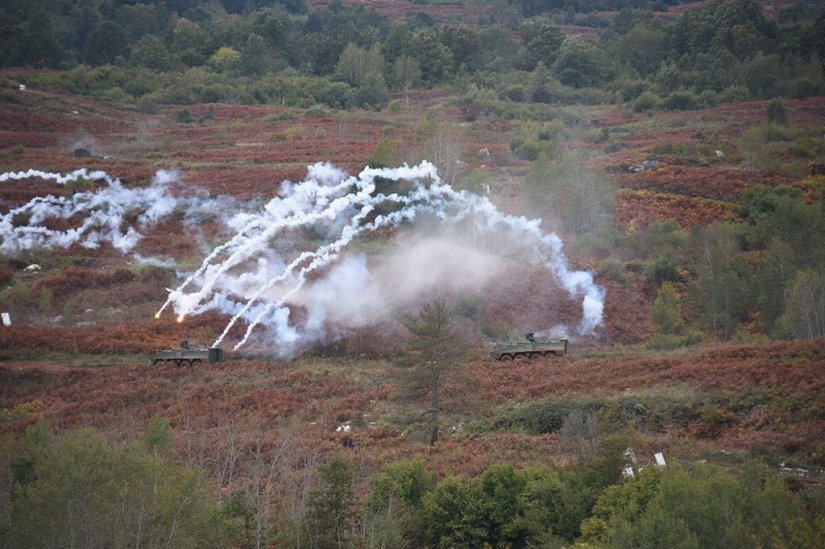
xmin=514 ymin=353 xmax=525 ymax=360
xmin=179 ymin=359 xmax=191 ymax=367
xmin=500 ymin=354 xmax=513 ymax=361
xmin=174 ymin=359 xmax=182 ymax=367
xmin=152 ymin=359 xmax=162 ymax=365
xmin=191 ymin=359 xmax=202 ymax=367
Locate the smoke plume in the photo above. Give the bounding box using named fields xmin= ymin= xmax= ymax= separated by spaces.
xmin=1 ymin=163 xmax=606 ymax=354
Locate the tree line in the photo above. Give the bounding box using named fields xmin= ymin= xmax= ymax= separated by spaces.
xmin=2 ymin=0 xmax=824 ymax=110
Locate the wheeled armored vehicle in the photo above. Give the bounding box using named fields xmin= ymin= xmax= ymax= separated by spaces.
xmin=490 ymin=333 xmax=568 ymax=361
xmin=148 ymin=340 xmax=224 ymax=366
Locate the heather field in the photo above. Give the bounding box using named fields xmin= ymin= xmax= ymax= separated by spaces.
xmin=2 ymin=82 xmax=824 ymax=451
xmin=2 ymin=79 xmax=825 ymax=547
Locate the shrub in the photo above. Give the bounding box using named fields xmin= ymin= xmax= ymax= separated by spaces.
xmin=719 ymin=84 xmax=750 ymax=103
xmin=598 ymin=258 xmax=626 ymax=283
xmin=661 ymin=90 xmax=700 ymax=111
xmin=306 ymin=104 xmax=328 ymax=117
xmin=4 ymin=425 xmax=232 ymax=547
xmin=261 ymin=111 xmax=299 ymax=122
xmin=176 ymin=108 xmax=192 ymax=123
xmin=766 ymin=98 xmax=789 ymax=126
xmin=649 ymin=257 xmax=682 ymax=284
xmin=633 ymin=91 xmax=661 ymax=112
xmin=646 ymin=331 xmax=702 ymax=350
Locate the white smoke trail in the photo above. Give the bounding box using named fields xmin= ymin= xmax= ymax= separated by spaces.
xmin=159 ymin=161 xmax=605 ymax=352
xmin=0 ymin=168 xmax=183 ymax=255
xmin=2 ymin=163 xmax=606 ymax=352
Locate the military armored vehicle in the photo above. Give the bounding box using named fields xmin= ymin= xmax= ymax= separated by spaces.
xmin=148 ymin=340 xmax=224 ymax=366
xmin=490 ymin=333 xmax=568 ymax=361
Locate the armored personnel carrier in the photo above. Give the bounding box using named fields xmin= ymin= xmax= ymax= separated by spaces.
xmin=490 ymin=333 xmax=568 ymax=361
xmin=148 ymin=340 xmax=224 ymax=366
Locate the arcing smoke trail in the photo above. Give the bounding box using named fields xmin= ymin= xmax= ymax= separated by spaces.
xmin=0 ymin=168 xmax=181 ymax=255
xmin=159 ymin=162 xmax=606 ymax=352
xmin=1 ymin=164 xmax=605 ymax=352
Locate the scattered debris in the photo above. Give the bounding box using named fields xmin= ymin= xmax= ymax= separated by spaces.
xmin=19 ymin=84 xmax=25 ymax=92
xmin=477 ymin=148 xmax=490 ymax=159
xmin=336 ymin=421 xmax=352 ymax=433
xmin=24 ymin=264 xmax=41 ymax=272
xmin=655 ymin=452 xmax=666 ymax=467
xmin=73 ymin=148 xmax=91 ymax=158
xmin=715 ymin=150 xmax=724 ymax=157
xmin=628 ymin=159 xmax=660 ymax=173
xmin=1 ymin=312 xmax=10 ymax=326
xmin=623 ymin=466 xmax=635 ymax=479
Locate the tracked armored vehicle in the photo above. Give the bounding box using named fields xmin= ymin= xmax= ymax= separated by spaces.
xmin=490 ymin=333 xmax=568 ymax=361
xmin=148 ymin=340 xmax=224 ymax=366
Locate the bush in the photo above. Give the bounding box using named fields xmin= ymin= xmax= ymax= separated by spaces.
xmin=306 ymin=104 xmax=328 ymax=117
xmin=632 ymin=91 xmax=661 ymax=112
xmin=598 ymin=258 xmax=626 ymax=283
xmin=719 ymin=84 xmax=750 ymax=103
xmin=176 ymin=108 xmax=192 ymax=123
xmin=261 ymin=111 xmax=299 ymax=122
xmin=649 ymin=257 xmax=682 ymax=284
xmin=766 ymin=99 xmax=789 ymax=126
xmin=4 ymin=424 xmax=232 ymax=548
xmin=646 ymin=331 xmax=702 ymax=350
xmin=661 ymin=90 xmax=700 ymax=111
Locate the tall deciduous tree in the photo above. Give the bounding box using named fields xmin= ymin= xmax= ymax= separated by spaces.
xmin=781 ymin=267 xmax=825 ymax=339
xmin=688 ymin=223 xmax=749 ymax=340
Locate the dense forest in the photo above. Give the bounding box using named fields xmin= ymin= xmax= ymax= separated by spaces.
xmin=2 ymin=0 xmax=824 ymax=111
xmin=2 ymin=1 xmax=825 ymax=548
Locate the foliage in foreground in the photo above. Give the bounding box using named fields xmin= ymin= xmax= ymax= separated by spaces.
xmin=0 ymin=420 xmax=233 ymax=549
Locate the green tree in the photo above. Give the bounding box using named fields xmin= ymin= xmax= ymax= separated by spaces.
xmin=84 ymin=21 xmax=129 ymax=65
xmin=422 ymin=475 xmax=487 ymax=547
xmin=688 ymin=223 xmax=749 ymax=339
xmin=143 ymin=413 xmax=173 ymax=456
xmin=780 ymin=267 xmax=825 ymax=339
xmin=5 ymin=426 xmax=230 ymax=548
xmin=355 ymin=71 xmax=389 ymax=110
xmin=365 ymin=458 xmax=436 ymax=547
xmin=210 ymin=46 xmax=242 ymax=72
xmin=172 ymin=17 xmax=209 ymax=66
xmin=402 ymin=298 xmax=465 ymax=445
xmin=306 ymin=453 xmax=356 ymax=549
xmin=442 ymin=27 xmax=480 ymax=73
xmin=609 ymin=23 xmax=666 ymax=77
xmin=477 ymin=27 xmax=525 ymax=72
xmin=335 ymin=43 xmax=384 ymax=86
xmin=554 ymin=36 xmax=614 ymax=88
xmin=408 ymin=28 xmax=453 ymax=84
xmin=114 ymin=3 xmax=162 ymax=41
xmin=752 ymin=237 xmax=796 ymax=334
xmin=766 ymin=98 xmax=789 ymax=125
xmin=518 ymin=470 xmax=592 ymax=543
xmin=521 ymin=17 xmax=564 ymax=70
xmin=131 ymin=36 xmax=174 ymax=71
xmin=651 ymin=282 xmax=682 ymax=335
xmin=525 ymin=150 xmax=615 ymax=235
